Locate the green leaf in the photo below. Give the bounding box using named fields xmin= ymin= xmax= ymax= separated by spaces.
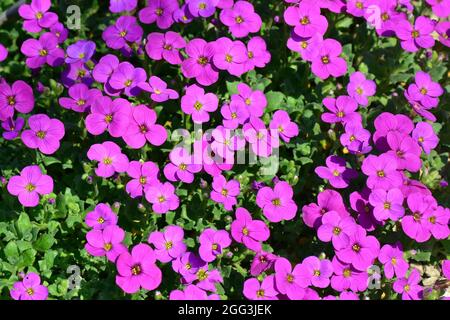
xmin=265 ymin=91 xmax=285 ymax=111
xmin=34 ymin=234 xmax=56 ymax=252
xmin=16 ymin=213 xmax=32 ymax=237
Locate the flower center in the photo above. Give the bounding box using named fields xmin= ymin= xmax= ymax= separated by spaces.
xmin=25 ymin=183 xmax=36 ymax=192
xmin=197 ymin=56 xmax=208 ymax=65
xmin=97 ymin=217 xmax=105 ymax=224
xmin=165 ymin=241 xmax=173 ymax=249
xmin=212 ymin=243 xmax=218 ymax=250
xmin=420 ymin=87 xmax=427 ymax=95
xmin=231 ymin=112 xmax=237 ymax=119
xmin=225 ymin=54 xmax=233 ymax=63
xmin=158 ymin=195 xmax=166 ymax=203
xmin=352 ymin=244 xmax=361 ymax=252
xmin=77 ymin=99 xmax=86 ymax=106
xmin=79 ymin=53 xmax=85 ymax=59
xmin=36 ymin=130 xmax=46 ymax=139
xmin=256 ymin=289 xmax=265 ymax=297
xmin=314 ymin=270 xmax=321 ymax=276
xmin=259 ymin=256 xmax=267 ymax=262
xmin=300 ymin=16 xmax=310 ymax=25
xmin=333 ymin=170 xmax=340 ymax=177
xmin=411 ymin=30 xmax=419 ymax=38
xmin=26 ymin=288 xmax=34 ymax=296
xmin=124 ymin=79 xmax=132 ymax=87
xmin=104 ymin=243 xmax=112 ymax=251
xmin=286 ymin=274 xmax=294 ymax=283
xmin=337 ymin=111 xmax=344 ymax=118
xmin=413 ymin=212 xmax=421 ymax=221
xmin=333 ymin=226 xmax=341 ymax=235
xmin=321 ymin=56 xmax=330 ymax=64
xmin=221 ymin=188 xmax=228 ymax=196
xmin=381 ymin=12 xmax=389 ymax=21
xmin=247 ymin=51 xmax=254 ymax=59
xmin=154 ymin=88 xmax=161 ymax=94
xmin=199 ymin=2 xmax=206 ymax=9
xmin=235 ymin=16 xmax=243 ymax=24
xmin=377 ymin=170 xmax=385 ymax=177
xmin=78 ymin=69 xmax=86 ymax=77
xmin=7 ymin=96 xmax=15 ymax=105
xmin=197 ymin=269 xmax=208 ymax=281
xmin=163 ymin=44 xmax=172 ymax=50
xmin=384 ymin=202 xmax=391 ymax=209
xmin=272 ymin=198 xmax=281 ymax=206
xmin=39 ymin=49 xmax=48 ymax=56
xmin=139 ymin=176 xmax=147 ymax=185
xmin=301 ymin=41 xmax=308 ymax=49
xmin=356 ymin=1 xmax=363 ymax=9
xmin=120 ymin=31 xmax=127 ymax=37
xmin=155 ymin=8 xmax=163 ymax=16
xmin=356 ymin=87 xmax=364 ymax=95
xmin=343 ymin=269 xmax=351 ymax=277
xmin=103 ymin=157 xmax=113 ymax=165
xmin=179 ymin=163 xmax=187 ymax=171
xmin=349 ymin=135 xmax=356 ymax=141
xmin=131 ymin=264 xmax=141 ymax=275
xmin=36 ymin=12 xmax=43 ymax=19
xmin=105 ymin=114 xmax=113 ymax=123
xmin=404 ymin=284 xmax=410 ymax=292
xmin=139 ymin=125 xmax=148 ymax=133
xmin=242 ymin=227 xmax=249 ymax=236
xmin=185 ymin=263 xmax=191 ymax=270
xmin=428 ymin=216 xmax=436 ymax=224
xmin=418 ymin=137 xmax=424 ymax=143
xmin=194 ymin=101 xmax=203 ymax=111
xmin=391 ymin=257 xmax=397 ymax=265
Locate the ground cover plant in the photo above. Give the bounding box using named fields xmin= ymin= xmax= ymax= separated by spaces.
xmin=0 ymin=0 xmax=449 ymax=300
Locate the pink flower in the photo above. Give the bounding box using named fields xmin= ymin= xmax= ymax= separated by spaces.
xmin=274 ymin=257 xmax=305 ymax=300
xmin=256 ymin=181 xmax=297 ymax=222
xmin=164 ymin=147 xmax=202 ymax=183
xmin=211 ymin=125 xmax=245 ymax=163
xmin=2 ymin=117 xmax=25 ymax=140
xmin=21 ymin=114 xmax=65 ymax=155
xmin=232 ymin=83 xmax=267 ymax=118
xmin=109 ymin=62 xmax=147 ymax=97
xmin=181 ymin=39 xmax=219 ymax=86
xmin=85 ymin=203 xmax=118 ymax=230
xmin=378 ymin=242 xmax=409 ymax=279
xmin=321 ymin=95 xmax=361 ymax=125
xmin=347 ymin=71 xmax=376 ymax=106
xmin=297 ymin=256 xmax=333 ymax=288
xmin=231 ymin=207 xmax=270 ymax=252
xmin=199 ymin=228 xmax=232 ymax=262
xmin=212 ymin=37 xmax=247 ymax=76
xmin=21 ymin=32 xmax=64 ymax=69
xmin=139 ymin=76 xmax=179 ymax=102
xmin=0 ymin=80 xmax=35 ymax=121
xmin=7 ymin=165 xmax=53 ymax=207
xmin=219 ymin=1 xmax=262 ymax=38
xmin=221 ymin=100 xmax=249 ymax=129
xmin=148 ymin=225 xmax=187 ymax=263
xmin=396 ymin=16 xmax=435 ymax=53
xmin=10 ymin=272 xmax=48 ymax=300
xmin=243 ymin=275 xmax=278 ymax=300
xmin=311 ymin=38 xmax=347 ymax=80
xmin=59 ymin=83 xmax=102 ymax=113
xmin=317 ymin=211 xmax=357 ymax=250
xmin=139 ymin=0 xmax=178 ymax=29
xmin=401 ymin=193 xmax=435 ymax=243
xmin=145 ymin=181 xmax=179 ymax=214
xmin=368 ymin=188 xmax=405 ymax=221
xmin=145 ymin=32 xmax=185 ymax=65
xmin=126 ymin=161 xmax=160 ymax=198
xmin=85 ymin=225 xmax=127 ymax=262
xmin=210 ymin=174 xmax=240 ymax=211
xmin=315 ymin=155 xmax=358 ymax=189
xmin=18 ymin=0 xmax=58 ymax=33
xmin=269 ymin=110 xmax=299 ymax=143
xmin=330 ymin=257 xmax=368 ymax=292
xmin=393 ymin=269 xmax=423 ymax=300
xmin=181 ymin=84 xmax=218 ymax=123
xmin=87 ymin=141 xmax=130 ymax=178
xmin=243 ymin=117 xmax=279 ymax=157
xmin=116 ymin=244 xmax=162 ymax=294
xmin=284 ymin=1 xmax=328 ymax=37
xmin=243 ymin=37 xmax=271 ymax=71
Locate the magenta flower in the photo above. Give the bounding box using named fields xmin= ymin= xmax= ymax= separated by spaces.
xmin=269 ymin=110 xmax=299 ymax=143
xmin=393 ymin=269 xmax=423 ymax=300
xmin=193 ymin=265 xmax=224 ymax=292
xmin=146 ymin=32 xmax=185 ymax=65
xmin=396 ymin=16 xmax=435 ymax=53
xmin=92 ymin=54 xmax=119 ymax=84
xmin=50 ymin=22 xmax=68 ymax=44
xmin=406 ymin=71 xmax=443 ymax=109
xmin=66 ymin=40 xmax=96 ymax=64
xmin=243 ymin=117 xmax=279 ymax=157
xmin=426 ymin=0 xmax=450 ymax=18
xmin=0 ymin=80 xmax=35 ymax=121
xmin=21 ymin=114 xmax=65 ymax=155
xmin=102 ymin=16 xmax=143 ymax=51
xmin=85 ymin=96 xmax=131 ymax=137
xmin=173 ymin=4 xmax=194 ymax=24
xmin=148 ymin=225 xmax=186 ymax=263
xmin=0 ymin=43 xmax=8 ymax=62
xmin=373 ymin=112 xmax=414 ymax=151
xmin=284 ymin=1 xmax=328 ymax=37
xmin=243 ymin=37 xmax=271 ymax=71
xmin=231 ymin=207 xmax=270 ymax=252
xmin=315 ymin=155 xmax=358 ymax=189
xmin=221 ymin=100 xmax=249 ymax=129
xmin=139 ymin=76 xmax=179 ymax=103
xmin=18 ymin=0 xmax=58 ymax=33
xmin=116 ymin=244 xmax=162 ymax=294
xmin=412 ymin=122 xmax=439 ymax=155
xmin=123 ymin=105 xmax=167 ymax=149
xmin=181 ymin=84 xmax=218 ymax=123
xmin=210 ymin=174 xmax=240 ymax=211
xmin=2 ymin=117 xmax=25 ymax=140
xmin=297 ymin=256 xmax=333 ymax=289
xmin=274 ymin=257 xmax=305 ymax=300
xmin=212 ymin=38 xmax=247 ymax=77
xmin=7 ymin=165 xmax=53 ymax=207
xmin=302 ymin=189 xmax=348 ymax=229
xmin=211 ymin=125 xmax=245 ymax=162
xmin=423 ymin=206 xmax=450 ymax=240
xmin=368 ymin=188 xmax=405 ymax=222
xmin=59 ymin=83 xmax=102 ymax=113
xmin=402 ymin=193 xmax=435 ymax=243
xmin=21 ymin=32 xmax=64 ymax=69
xmin=87 ymin=141 xmax=129 ymax=178
xmin=350 ymin=188 xmax=378 ymax=232
xmin=256 ymin=181 xmax=297 ymax=223
xmin=251 ymin=251 xmax=277 ymax=276
xmin=330 ymin=257 xmax=368 ymax=292
xmin=181 ymin=39 xmax=219 ymax=86
xmin=126 ymin=161 xmax=159 ymax=198
xmin=287 ymin=33 xmax=323 ymax=62
xmin=61 ymin=60 xmax=94 ymax=88
xmin=443 ymin=260 xmax=450 ymax=279
xmin=336 ymin=225 xmax=380 ymax=271
xmin=317 ymin=211 xmax=357 ymax=250
xmin=199 ymin=228 xmax=232 ymax=262
xmin=347 ymin=71 xmax=376 ymax=106
xmin=188 ymin=0 xmax=216 ymax=17
xmin=311 ymin=38 xmax=347 ymax=80
xmin=170 ymin=285 xmax=218 ymax=300
xmin=145 ymin=181 xmax=179 ymax=214
xmin=321 ymin=95 xmax=361 ymax=125
xmin=220 ymin=1 xmax=262 ymax=38
xmin=85 ymin=225 xmax=127 ymax=262
xmin=109 ymin=0 xmax=138 ymax=13
xmin=172 ymin=252 xmax=205 ymax=281
xmin=361 ymin=154 xmax=403 ymax=189
xmin=378 ymin=242 xmax=409 ymax=279
xmin=10 ymin=273 xmax=48 ymax=300
xmin=85 ymin=203 xmax=118 ymax=230
xmin=436 ymin=22 xmax=450 ymax=48
xmin=109 ymin=62 xmax=147 ymax=96
xmin=232 ymin=83 xmax=267 ymax=118
xmin=139 ymin=0 xmax=178 ymax=29
xmin=243 ymin=275 xmax=278 ymax=300
xmin=164 ymin=147 xmax=202 ymax=183
xmin=386 ymin=132 xmax=422 ymax=172
xmin=340 ymin=123 xmax=372 ymax=154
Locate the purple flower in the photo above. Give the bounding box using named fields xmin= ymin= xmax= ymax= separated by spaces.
xmin=436 ymin=22 xmax=450 ymax=48
xmin=212 ymin=38 xmax=247 ymax=76
xmin=443 ymin=260 xmax=450 ymax=280
xmin=145 ymin=32 xmax=185 ymax=65
xmin=0 ymin=80 xmax=35 ymax=121
xmin=423 ymin=206 xmax=450 ymax=240
xmin=287 ymin=33 xmax=323 ymax=62
xmin=21 ymin=114 xmax=65 ymax=155
xmin=85 ymin=203 xmax=118 ymax=230
xmin=21 ymin=32 xmax=64 ymax=69
xmin=402 ymin=193 xmax=436 ymax=243
xmin=412 ymin=122 xmax=439 ymax=154
xmin=85 ymin=225 xmax=127 ymax=262
xmin=188 ymin=0 xmax=216 ymax=18
xmin=250 ymin=252 xmax=277 ymax=276
xmin=126 ymin=161 xmax=159 ymax=198
xmin=210 ymin=174 xmax=240 ymax=211
xmin=231 ymin=207 xmax=270 ymax=252
xmin=317 ymin=211 xmax=357 ymax=250
xmin=426 ymin=0 xmax=450 ymax=18
xmin=49 ymin=22 xmax=69 ymax=44
xmin=243 ymin=37 xmax=271 ymax=71
xmin=148 ymin=225 xmax=187 ymax=263
xmin=109 ymin=62 xmax=147 ymax=96
xmin=373 ymin=112 xmax=414 ymax=151
xmin=321 ymin=95 xmax=361 ymax=125
xmin=109 ymin=0 xmax=138 ymax=13
xmin=18 ymin=0 xmax=58 ymax=33
xmin=87 ymin=141 xmax=129 ymax=178
xmin=181 ymin=84 xmax=218 ymax=123
xmin=61 ymin=61 xmax=94 ymax=88
xmin=347 ymin=71 xmax=376 ymax=106
xmin=59 ymin=83 xmax=101 ymax=113
xmin=284 ymin=1 xmax=328 ymax=37
xmin=66 ymin=40 xmax=96 ymax=64
xmin=243 ymin=275 xmax=278 ymax=300
xmin=173 ymin=4 xmax=194 ymax=24
xmin=330 ymin=257 xmax=368 ymax=292
xmin=315 ymin=155 xmax=358 ymax=189
xmin=181 ymin=39 xmax=219 ymax=86
xmin=274 ymin=257 xmax=305 ymax=300
xmin=2 ymin=117 xmax=25 ymax=140
xmin=297 ymin=256 xmax=333 ymax=288
xmin=220 ymin=1 xmax=262 ymax=38
xmin=93 ymin=54 xmax=119 ymax=84
xmin=350 ymin=188 xmax=378 ymax=231
xmin=311 ymin=38 xmax=347 ymax=80
xmin=172 ymin=252 xmax=205 ymax=281
xmin=103 ymin=16 xmax=143 ymax=51
xmin=7 ymin=165 xmax=53 ymax=207
xmin=340 ymin=122 xmax=372 ymax=154
xmin=243 ymin=117 xmax=278 ymax=158
xmin=232 ymin=83 xmax=267 ymax=118
xmin=378 ymin=242 xmax=409 ymax=279
xmin=368 ymin=188 xmax=405 ymax=222
xmin=0 ymin=43 xmax=8 ymax=62
xmin=269 ymin=110 xmax=299 ymax=143
xmin=386 ymin=132 xmax=422 ymax=172
xmin=123 ymin=105 xmax=167 ymax=149
xmin=335 ymin=225 xmax=380 ymax=271
xmin=138 ymin=0 xmax=178 ymax=29
xmin=406 ymin=71 xmax=443 ymax=109
xmin=361 ymin=154 xmax=403 ymax=189
xmin=85 ymin=96 xmax=131 ymax=137
xmin=396 ymin=16 xmax=435 ymax=52
xmin=164 ymin=147 xmax=202 ymax=184
xmin=10 ymin=273 xmax=48 ymax=300
xmin=256 ymin=181 xmax=297 ymax=223
xmin=221 ymin=100 xmax=249 ymax=129
xmin=393 ymin=269 xmax=423 ymax=300
xmin=145 ymin=181 xmax=179 ymax=214
xmin=116 ymin=244 xmax=162 ymax=294
xmin=199 ymin=228 xmax=232 ymax=262
xmin=170 ymin=285 xmax=218 ymax=300
xmin=346 ymin=0 xmax=368 ymax=17
xmin=192 ymin=264 xmax=223 ymax=292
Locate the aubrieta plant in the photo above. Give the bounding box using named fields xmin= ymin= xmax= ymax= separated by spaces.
xmin=0 ymin=0 xmax=449 ymax=301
